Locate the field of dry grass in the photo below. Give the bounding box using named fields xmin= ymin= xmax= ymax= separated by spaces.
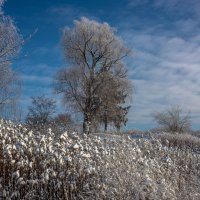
xmin=0 ymin=120 xmax=200 ymax=199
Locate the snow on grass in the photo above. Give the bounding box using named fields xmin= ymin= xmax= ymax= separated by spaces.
xmin=0 ymin=119 xmax=200 ymax=199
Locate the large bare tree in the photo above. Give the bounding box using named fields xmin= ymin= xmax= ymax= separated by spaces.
xmin=54 ymin=17 xmax=132 ymax=134
xmin=0 ymin=0 xmax=23 ymax=119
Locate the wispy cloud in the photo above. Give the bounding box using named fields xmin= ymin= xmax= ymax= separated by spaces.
xmin=119 ymin=16 xmax=200 ymax=129
xmin=47 ymin=4 xmax=98 ymax=25
xmin=48 ymin=5 xmax=84 ymax=19
xmin=22 ymin=74 xmax=52 ymax=84
xmin=128 ymin=0 xmax=200 ymax=18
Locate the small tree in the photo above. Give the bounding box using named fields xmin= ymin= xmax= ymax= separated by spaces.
xmin=53 ymin=113 xmax=75 ymax=132
xmin=154 ymin=106 xmax=191 ymax=133
xmin=26 ymin=96 xmax=56 ymax=126
xmin=54 ymin=17 xmax=132 ymax=134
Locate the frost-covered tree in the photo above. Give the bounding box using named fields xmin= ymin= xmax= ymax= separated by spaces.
xmin=154 ymin=106 xmax=191 ymax=133
xmin=0 ymin=0 xmax=23 ymax=119
xmin=54 ymin=17 xmax=132 ymax=134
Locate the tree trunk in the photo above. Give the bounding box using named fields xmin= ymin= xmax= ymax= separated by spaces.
xmin=104 ymin=113 xmax=108 ymax=132
xmin=117 ymin=127 xmax=120 ymax=132
xmin=83 ymin=114 xmax=91 ymax=134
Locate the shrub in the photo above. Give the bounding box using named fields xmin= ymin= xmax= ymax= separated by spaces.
xmin=154 ymin=106 xmax=191 ymax=133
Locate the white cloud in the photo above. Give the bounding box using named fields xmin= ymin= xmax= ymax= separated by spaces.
xmin=120 ymin=18 xmax=200 ymax=129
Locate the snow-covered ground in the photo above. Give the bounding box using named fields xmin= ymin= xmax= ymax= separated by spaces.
xmin=0 ymin=120 xmax=200 ymax=199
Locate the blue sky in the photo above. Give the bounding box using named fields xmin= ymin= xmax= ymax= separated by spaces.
xmin=4 ymin=0 xmax=200 ymax=130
